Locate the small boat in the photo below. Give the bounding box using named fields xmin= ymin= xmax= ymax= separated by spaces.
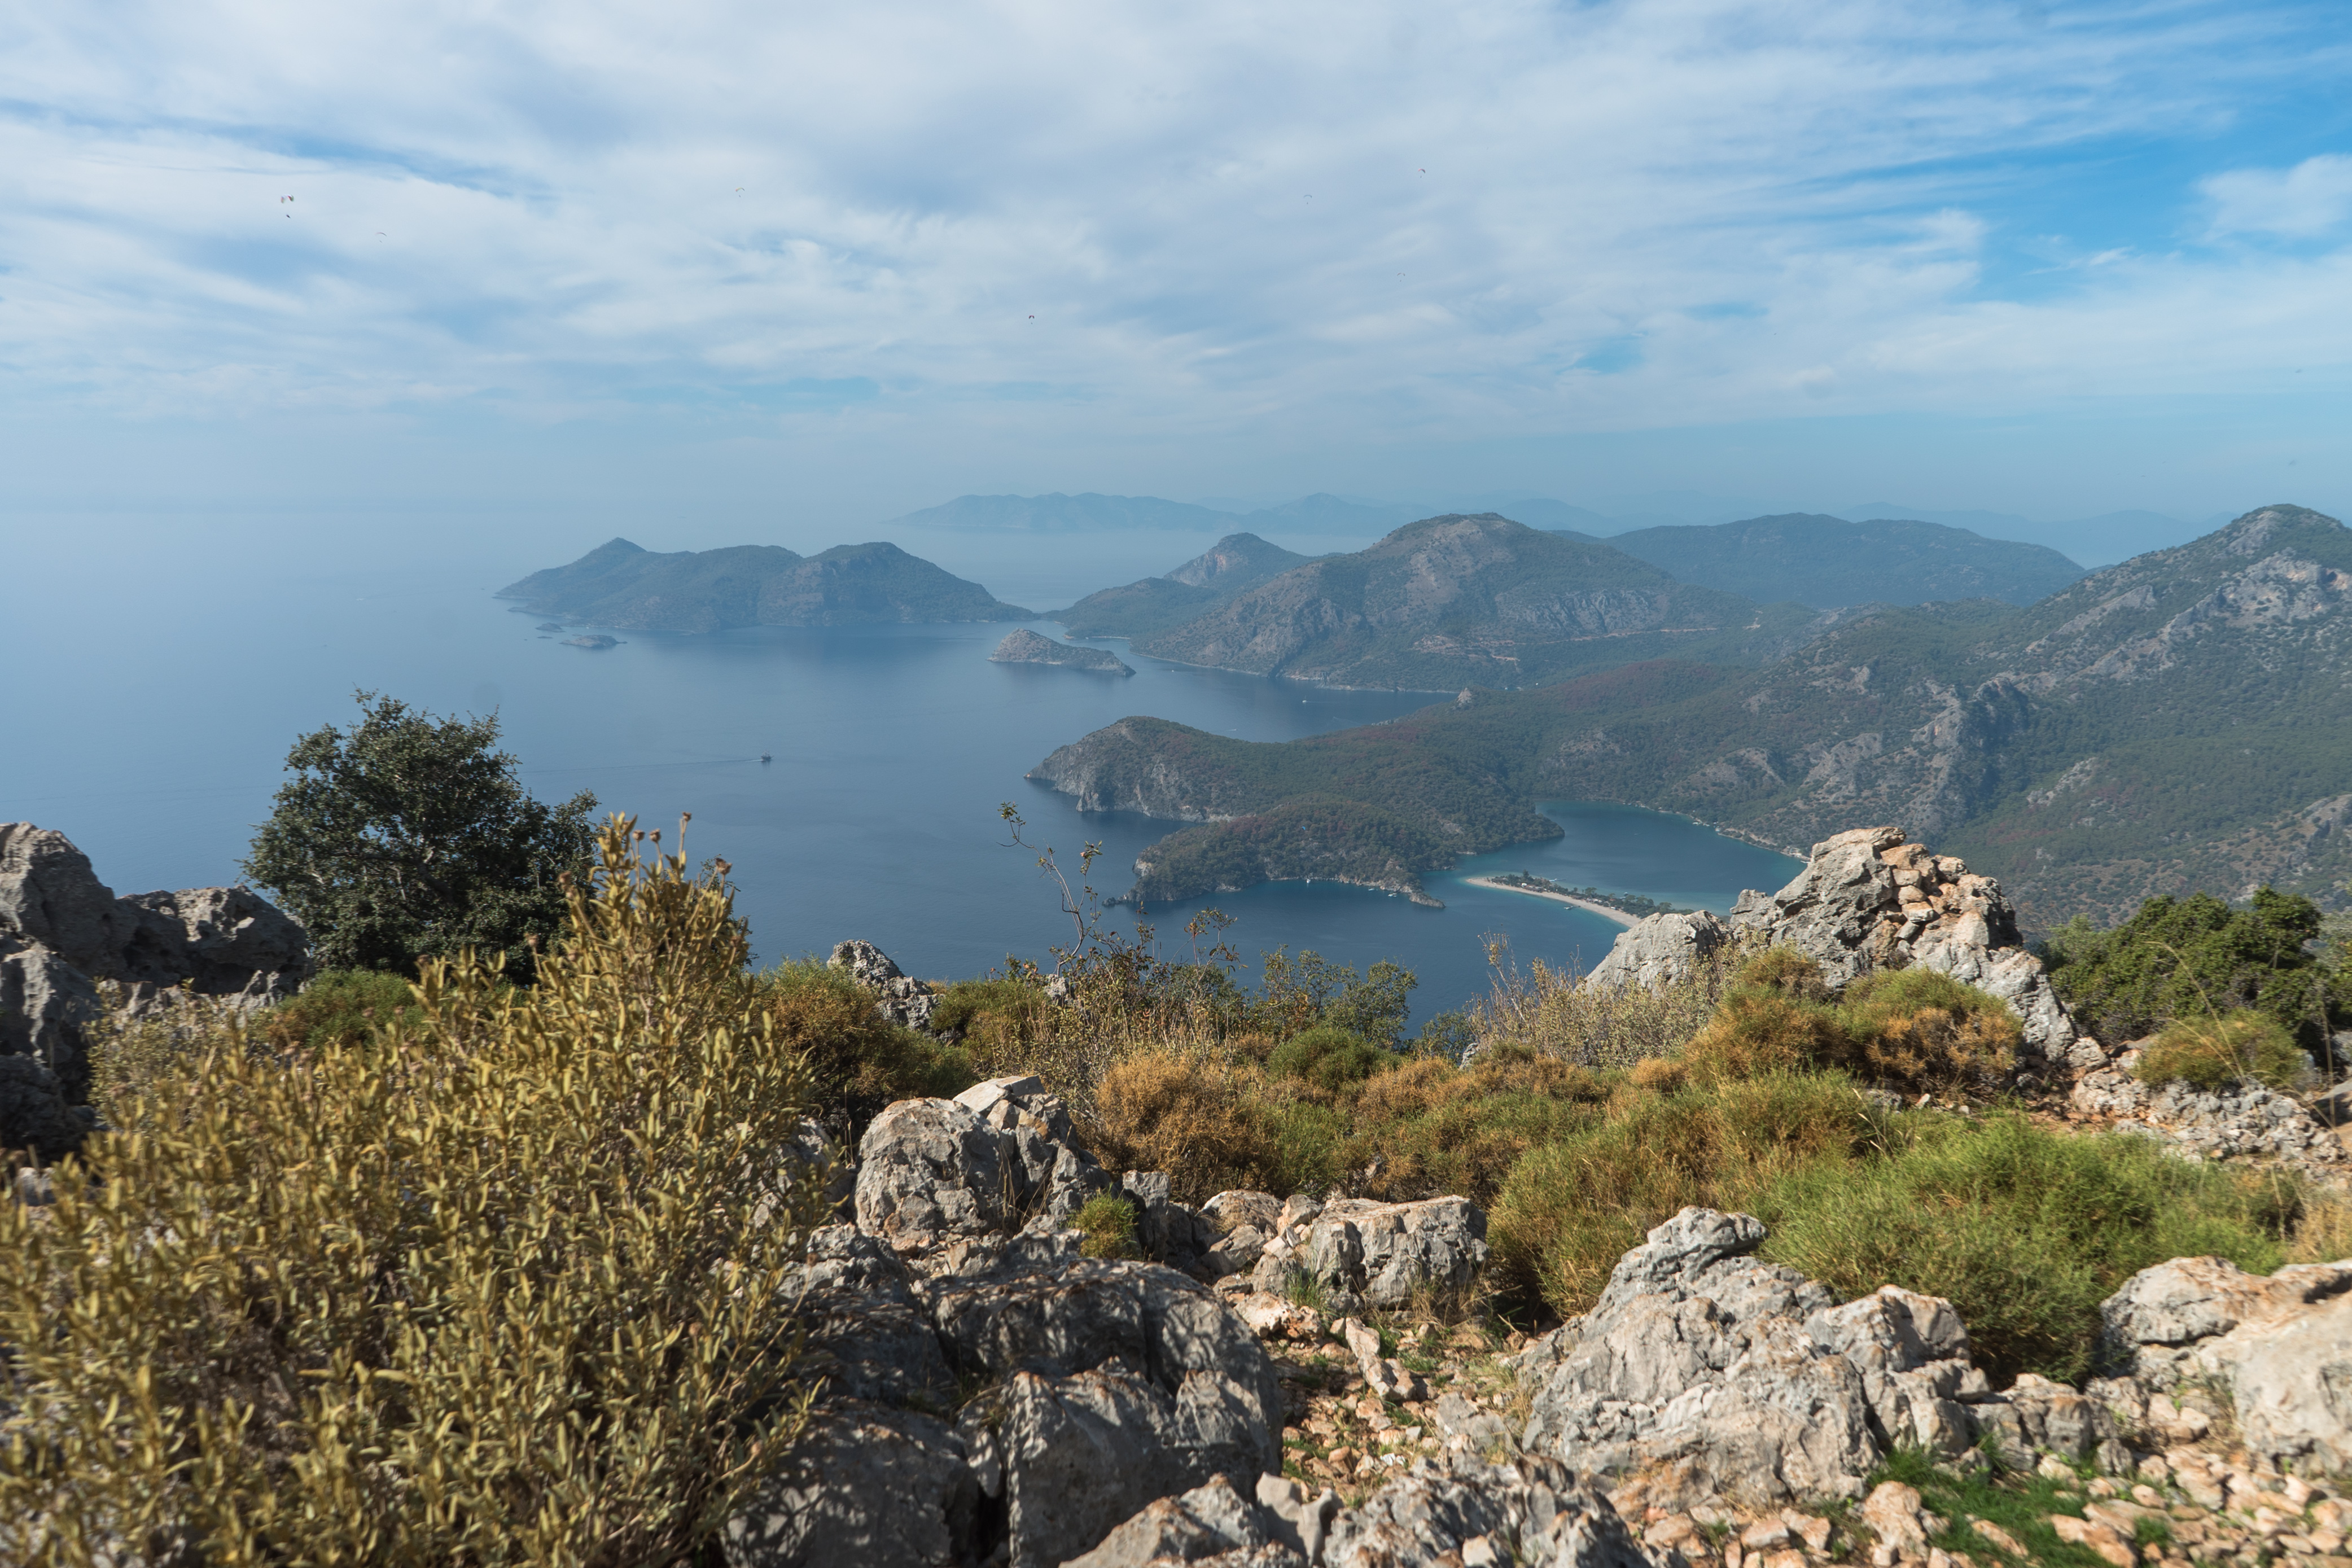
xmin=759 ymin=752 xmax=773 ymax=764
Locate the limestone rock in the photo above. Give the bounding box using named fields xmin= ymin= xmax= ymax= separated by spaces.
xmin=116 ymin=886 xmax=310 ymax=999
xmin=1723 ymin=826 xmax=2083 ymax=1067
xmin=963 ymin=1361 xmax=1276 ymax=1568
xmin=1062 ymin=1474 xmax=1284 ymax=1568
xmin=829 ymin=938 xmax=939 ymax=1031
xmin=1519 ymin=1208 xmax=1873 ymax=1505
xmin=0 ymin=934 xmax=103 ymax=1103
xmin=724 ymin=1403 xmax=976 ymax=1568
xmin=1584 ymin=910 xmax=1728 ymax=993
xmin=796 ymin=1223 xmax=954 ymax=1408
xmin=0 ymin=1053 xmax=85 ymax=1162
xmin=1320 ymin=1452 xmax=1660 ymax=1568
xmin=2097 ymin=1254 xmax=2352 ymax=1472
xmin=1247 ymin=1195 xmax=1488 ymax=1314
xmin=2070 ymin=1063 xmax=2342 ymax=1167
xmin=1201 ymin=1190 xmax=1282 ymax=1277
xmin=1805 ymin=1286 xmax=1986 ymax=1457
xmin=0 ymin=824 xmax=138 ymax=975
xmin=855 ymin=1097 xmax=1018 ymax=1253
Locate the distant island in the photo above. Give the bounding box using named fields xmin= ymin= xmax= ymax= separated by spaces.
xmin=989 ymin=629 xmax=1134 ymax=674
xmin=561 ymin=633 xmax=620 ymax=650
xmin=498 ymin=537 xmax=1031 ymax=632
xmin=1054 ymin=533 xmax=1321 ymax=642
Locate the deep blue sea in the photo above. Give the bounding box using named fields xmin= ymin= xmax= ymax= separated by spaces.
xmin=2 ymin=513 xmax=1801 ymax=1023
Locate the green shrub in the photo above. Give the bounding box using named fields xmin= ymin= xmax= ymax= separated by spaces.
xmin=1489 ymin=1071 xmax=1890 ymax=1317
xmin=1334 ymin=1053 xmax=1606 ymax=1205
xmin=1074 ymin=1193 xmax=1141 ymax=1259
xmin=257 ymin=967 xmax=425 ymax=1051
xmin=2043 ymin=887 xmax=2338 ymax=1052
xmin=1267 ymin=1025 xmax=1397 ymax=1092
xmin=1836 ymin=967 xmax=2020 ymax=1092
xmin=1678 ymin=990 xmax=1848 ymax=1084
xmin=754 ymin=960 xmax=974 ymax=1135
xmin=1757 ymin=1113 xmax=2293 ymax=1383
xmin=1732 ymin=945 xmax=1835 ymax=1002
xmin=0 ymin=817 xmax=828 ymax=1564
xmin=2135 ymin=1013 xmax=2310 ymax=1092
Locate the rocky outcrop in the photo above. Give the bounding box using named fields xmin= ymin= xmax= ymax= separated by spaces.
xmin=1246 ymin=1195 xmax=1491 ymax=1316
xmin=1070 ymin=1454 xmax=1659 ymax=1568
xmin=990 ymin=628 xmax=1136 ymax=674
xmin=2095 ymin=1254 xmax=2352 ymax=1473
xmin=2070 ymin=1052 xmax=2344 ymax=1169
xmin=1726 ymin=826 xmax=2083 ymax=1068
xmin=829 ymin=938 xmax=939 ymax=1031
xmin=735 ymin=1081 xmax=1287 ymax=1568
xmin=1583 ymin=910 xmax=1728 ymax=993
xmin=1512 ymin=1208 xmax=2124 ymax=1508
xmin=0 ymin=824 xmax=310 ymax=1147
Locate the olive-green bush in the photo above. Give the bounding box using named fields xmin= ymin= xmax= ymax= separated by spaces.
xmin=0 ymin=818 xmax=829 ymax=1566
xmin=2134 ymin=1012 xmax=2310 ymax=1092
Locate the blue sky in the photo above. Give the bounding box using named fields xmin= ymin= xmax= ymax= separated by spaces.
xmin=2 ymin=0 xmax=2349 ymax=543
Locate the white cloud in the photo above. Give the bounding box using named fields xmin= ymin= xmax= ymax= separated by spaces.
xmin=0 ymin=0 xmax=2342 ymax=464
xmin=2204 ymin=153 xmax=2352 ymax=239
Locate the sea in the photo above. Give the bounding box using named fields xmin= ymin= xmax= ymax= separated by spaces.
xmin=2 ymin=511 xmax=1801 ymax=1026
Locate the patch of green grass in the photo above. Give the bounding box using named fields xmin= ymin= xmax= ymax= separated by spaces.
xmin=1757 ymin=1113 xmax=2293 ymax=1383
xmin=256 ymin=968 xmax=424 ymax=1052
xmin=1267 ymin=1026 xmax=1398 ymax=1092
xmin=1073 ymin=1193 xmax=1140 ymax=1259
xmin=1869 ymin=1447 xmax=2117 ymax=1568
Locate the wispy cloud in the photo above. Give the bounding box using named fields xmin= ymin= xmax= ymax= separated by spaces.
xmin=2204 ymin=152 xmax=2352 ymax=238
xmin=0 ymin=0 xmax=2344 ymax=464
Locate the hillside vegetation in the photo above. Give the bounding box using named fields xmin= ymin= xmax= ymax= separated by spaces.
xmin=1600 ymin=511 xmax=2086 ymax=608
xmin=1035 ymin=506 xmax=2352 ymax=924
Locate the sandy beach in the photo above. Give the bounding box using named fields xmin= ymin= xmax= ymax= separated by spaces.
xmin=1462 ymin=875 xmax=1641 ymax=927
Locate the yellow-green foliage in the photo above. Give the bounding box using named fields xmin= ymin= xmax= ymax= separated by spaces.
xmin=0 ymin=818 xmax=829 ymax=1567
xmin=753 ymin=960 xmax=974 ymax=1131
xmin=2135 ymin=1012 xmax=2309 ymax=1092
xmin=1676 ymin=956 xmax=2018 ymax=1094
xmin=1073 ymin=1193 xmax=1141 ymax=1259
xmin=1489 ymin=1071 xmax=1891 ymax=1317
xmin=1265 ymin=1025 xmax=1396 ymax=1092
xmin=1837 ymin=967 xmax=2020 ymax=1090
xmin=1466 ymin=939 xmax=1745 ymax=1067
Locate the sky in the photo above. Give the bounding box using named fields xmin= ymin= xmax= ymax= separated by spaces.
xmin=3 ymin=0 xmax=2350 ymax=546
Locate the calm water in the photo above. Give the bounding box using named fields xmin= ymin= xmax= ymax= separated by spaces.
xmin=1 ymin=513 xmax=1800 ymax=1022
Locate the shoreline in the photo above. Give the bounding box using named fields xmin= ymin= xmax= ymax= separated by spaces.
xmin=1461 ymin=875 xmax=1641 ymax=928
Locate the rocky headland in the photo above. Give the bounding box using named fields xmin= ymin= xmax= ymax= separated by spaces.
xmin=992 ymin=628 xmax=1136 ymax=675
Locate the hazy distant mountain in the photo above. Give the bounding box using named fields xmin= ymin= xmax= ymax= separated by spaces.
xmin=887 ymin=493 xmax=1243 ymax=531
xmin=1598 ymin=513 xmax=2086 ymax=608
xmin=1133 ymin=513 xmax=1802 ymax=689
xmin=1843 ymin=502 xmax=2200 ymax=566
xmin=498 ymin=537 xmax=1031 ymax=630
xmin=1470 ymin=497 xmax=1618 ymax=535
xmin=1056 ymin=533 xmax=1316 ymax=640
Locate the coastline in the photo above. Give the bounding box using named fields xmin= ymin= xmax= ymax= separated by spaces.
xmin=1461 ymin=875 xmax=1641 ymax=928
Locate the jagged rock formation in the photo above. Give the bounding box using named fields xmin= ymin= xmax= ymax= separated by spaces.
xmin=829 ymin=938 xmax=939 ymax=1031
xmin=1242 ymin=1195 xmax=1490 ymax=1317
xmin=0 ymin=824 xmax=309 ymax=1157
xmin=1509 ymin=1208 xmax=2128 ymax=1510
xmin=1583 ymin=910 xmax=1728 ymax=993
xmin=989 ymin=628 xmax=1135 ymax=674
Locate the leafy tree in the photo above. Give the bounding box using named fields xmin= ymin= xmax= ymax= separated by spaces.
xmin=243 ymin=693 xmax=597 ymax=979
xmin=2042 ymin=887 xmax=2339 ymax=1054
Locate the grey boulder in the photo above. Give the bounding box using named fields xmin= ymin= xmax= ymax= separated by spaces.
xmin=2096 ymin=1253 xmax=2352 ymax=1472
xmin=1247 ymin=1195 xmax=1490 ymax=1314
xmin=1322 ymin=1453 xmax=1660 ymax=1568
xmin=830 ymin=938 xmax=940 ymax=1031
xmin=1583 ymin=910 xmax=1728 ymax=994
xmin=725 ymin=1403 xmax=976 ymax=1568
